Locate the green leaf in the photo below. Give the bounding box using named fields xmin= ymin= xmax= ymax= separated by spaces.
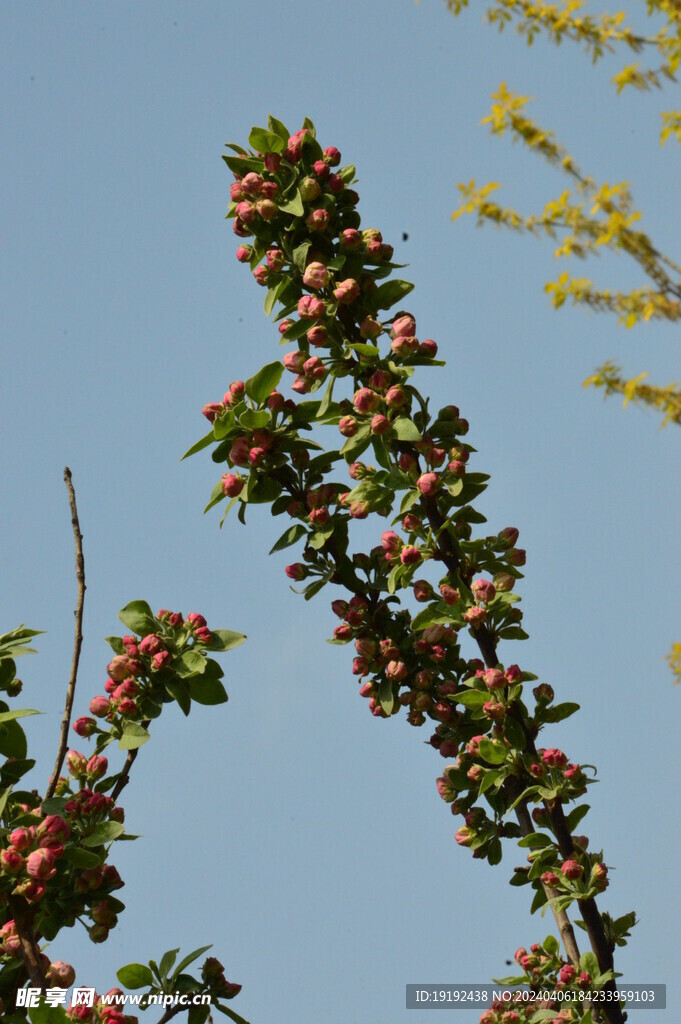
xmin=292 ymin=241 xmax=312 ymax=272
xmin=248 ymin=126 xmax=285 ymax=154
xmin=245 ymin=362 xmax=284 ymax=404
xmin=117 ymin=962 xmax=155 ymax=989
xmin=317 ymin=375 xmax=335 ymax=418
xmin=446 ymin=479 xmax=465 ymax=498
xmin=347 ymin=342 xmax=380 ymax=358
xmin=159 ymin=948 xmax=180 ymax=980
xmin=267 ymin=115 xmax=289 ymax=142
xmin=0 ymin=719 xmax=28 ymax=759
xmin=378 ymin=678 xmax=394 ymax=715
xmin=543 ymin=934 xmax=560 ymax=956
xmin=565 ymin=804 xmax=590 ymax=832
xmin=270 ymin=523 xmax=307 ymax=554
xmin=410 ymin=603 xmax=454 ymax=631
xmin=278 ymin=191 xmax=304 ymax=217
xmin=204 ymin=478 xmax=227 ymax=514
xmin=0 ymin=708 xmax=39 ymax=724
xmin=189 ymin=676 xmax=228 ymax=706
xmin=487 ymin=837 xmax=502 ymax=865
xmin=181 ymin=430 xmax=215 ymax=461
xmin=28 ymin=1003 xmax=69 ymax=1024
xmin=542 ymin=701 xmax=580 ymax=723
xmin=216 ymin=1005 xmax=252 ymax=1024
xmin=281 ymin=318 xmax=311 ymax=342
xmin=478 ymin=738 xmax=507 ymax=765
xmin=105 ymin=635 xmax=125 ymax=655
xmin=118 ymin=722 xmax=150 ymax=750
xmin=118 ymin=600 xmax=157 ymax=636
xmin=502 ymin=714 xmax=526 ymax=749
xmin=81 ymin=821 xmax=125 ymax=847
xmin=454 ymin=689 xmax=488 ymax=708
xmin=308 ymin=527 xmax=334 ymax=551
xmin=175 ymin=650 xmax=207 ymax=678
xmin=41 ymin=796 xmax=68 ymax=815
xmin=340 ymin=424 xmax=371 ymax=461
xmin=171 ymin=944 xmax=213 ymax=984
xmin=370 ymin=279 xmax=414 ymax=310
xmin=391 ymin=417 xmax=422 ymax=442
xmin=264 ymin=279 xmax=287 ymax=318
xmin=166 ymin=677 xmax=192 ymax=716
xmin=63 ymin=845 xmax=104 ymax=869
xmin=208 ymin=629 xmax=247 ymax=652
xmin=239 ymin=408 xmax=271 ymax=430
xmin=579 ymin=951 xmax=600 ymax=978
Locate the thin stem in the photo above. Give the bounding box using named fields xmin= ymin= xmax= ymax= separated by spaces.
xmin=46 ymin=468 xmax=86 ymax=800
xmin=110 ymin=720 xmax=150 ymax=803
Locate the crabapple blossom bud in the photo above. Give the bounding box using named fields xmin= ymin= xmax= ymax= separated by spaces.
xmin=303 ymin=261 xmax=330 ymax=290
xmin=529 ymin=762 xmax=545 ymax=777
xmin=439 ymin=583 xmax=459 ymax=606
xmin=285 ymin=563 xmax=308 ymax=581
xmin=86 ymin=756 xmax=108 ymax=780
xmin=263 ymin=152 xmax=281 ymax=173
xmin=506 ymin=548 xmax=527 ymax=566
xmin=339 ymin=415 xmax=359 ymax=437
xmin=152 ymin=650 xmax=170 ymax=671
xmin=413 ymin=580 xmax=433 ymax=602
xmin=118 ymin=698 xmax=138 ymax=715
xmin=463 ymin=607 xmax=487 ymax=628
xmin=299 ymin=176 xmax=322 ymax=201
xmin=283 ymin=350 xmax=306 ymax=374
xmin=385 ymin=385 xmax=407 ymax=408
xmin=417 ymin=473 xmax=439 ymax=496
xmin=66 ymin=750 xmax=88 ymax=777
xmin=240 ymin=172 xmax=263 ymax=195
xmin=232 ymin=218 xmax=251 ymax=237
xmin=297 ymin=295 xmax=326 ymax=319
xmin=140 ymin=634 xmax=163 ymax=656
xmin=331 ymin=600 xmax=348 ymax=618
xmin=385 ymin=660 xmax=407 ymax=681
xmin=533 ymin=682 xmax=554 ymax=702
xmin=542 ymin=748 xmax=568 ymax=769
xmin=369 ymin=369 xmax=391 ymax=390
xmin=381 ymin=531 xmax=401 ymax=555
xmin=472 ymin=579 xmax=496 ymax=604
xmin=47 ymin=961 xmax=76 ymax=987
xmin=400 ymin=546 xmax=421 ymax=566
xmin=235 ymin=200 xmax=256 ymax=224
xmin=252 ymin=264 xmax=269 ymax=286
xmin=222 ymin=474 xmax=244 ymax=498
xmin=324 ymin=146 xmax=341 ymax=165
xmin=371 ymin=414 xmax=390 ymax=435
xmin=561 ymin=859 xmax=584 ymax=880
xmin=328 ymin=173 xmax=344 ymax=193
xmin=89 ymin=695 xmax=110 ymax=718
xmin=483 ymin=701 xmax=505 ymax=721
xmin=419 ymin=339 xmax=438 ymax=357
xmin=352 ymin=657 xmax=368 ymax=676
xmin=26 ymin=848 xmax=56 ymax=880
xmin=307 ymin=208 xmax=330 ymax=231
xmin=236 ymin=245 xmax=253 ymax=263
xmin=333 ymin=278 xmax=360 ymax=304
xmin=353 ymin=388 xmax=380 ymax=414
xmin=359 ymin=315 xmax=382 ymax=339
xmin=390 ymin=315 xmax=416 ymax=338
xmin=73 ymin=717 xmax=96 ymax=737
xmin=266 ymin=248 xmax=284 ymax=272
xmin=256 ymin=199 xmax=277 ymax=220
xmin=540 ymin=871 xmax=561 ymax=887
xmin=307 ymin=325 xmax=327 ymax=347
xmin=303 ymin=355 xmax=326 ymax=380
xmin=391 ymin=334 xmax=419 ymax=357
xmin=1 ymin=849 xmax=25 ymax=875
xmin=454 ymin=825 xmax=474 ymax=847
xmin=229 ymin=435 xmax=251 ymax=466
xmin=402 ymin=514 xmax=421 ymax=533
xmin=559 ymin=964 xmax=576 ymax=984
xmin=230 ymin=182 xmax=244 ymax=202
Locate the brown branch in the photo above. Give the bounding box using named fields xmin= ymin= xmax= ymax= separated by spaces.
xmin=156 ymin=1005 xmax=188 ymax=1024
xmin=9 ymin=895 xmax=47 ymax=993
xmin=46 ymin=468 xmax=86 ymax=800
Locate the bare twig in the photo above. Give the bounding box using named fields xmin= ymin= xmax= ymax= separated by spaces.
xmin=46 ymin=468 xmax=86 ymax=800
xmin=110 ymin=720 xmax=151 ymax=803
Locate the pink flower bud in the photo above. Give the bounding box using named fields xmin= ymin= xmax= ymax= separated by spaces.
xmin=297 ymin=295 xmax=326 ymax=319
xmin=307 ymin=325 xmax=328 ymax=347
xmin=483 ymin=668 xmax=506 ymax=690
xmin=381 ymin=530 xmax=402 ymax=555
xmin=306 ymin=208 xmax=330 ymax=231
xmin=506 ymin=548 xmax=527 ymax=566
xmin=89 ymin=695 xmax=110 ymax=718
xmin=152 ymin=650 xmax=170 ymax=671
xmin=266 ymin=248 xmax=284 ymax=271
xmin=454 ymin=825 xmax=474 ymax=847
xmin=463 ymin=606 xmax=487 ymax=628
xmin=413 ymin=580 xmax=433 ymax=603
xmin=385 ymin=385 xmax=407 ymax=408
xmin=324 ymin=146 xmax=341 ymax=165
xmin=391 ymin=314 xmax=416 ymax=338
xmin=86 ymin=755 xmax=108 ymax=780
xmin=419 ymin=339 xmax=438 ymax=357
xmin=232 ymin=218 xmax=251 ymax=238
xmin=303 ymin=355 xmax=326 ymax=381
xmin=471 ymin=578 xmax=496 ymax=604
xmin=47 ymin=961 xmax=76 ymax=987
xmin=236 ymin=245 xmax=253 ymax=263
xmin=339 ymin=415 xmax=358 ymax=437
xmin=559 ymin=964 xmax=576 ymax=984
xmin=66 ymin=749 xmax=88 ymax=777
xmin=385 ymin=660 xmax=407 ymax=681
xmin=391 ymin=334 xmax=419 ymax=358
xmin=370 ymin=413 xmax=390 ymax=435
xmin=299 ymin=176 xmax=322 ymax=201
xmin=256 ymin=199 xmax=278 ymax=221
xmin=229 ymin=435 xmax=251 ymax=466
xmin=540 ymin=871 xmax=561 ymax=887
xmin=222 ymin=473 xmax=244 ymax=498
xmin=303 ymin=261 xmax=330 ymax=290
xmin=561 ymin=859 xmax=584 ymax=880
xmin=1 ymin=848 xmax=25 ymax=875
xmin=483 ymin=700 xmax=505 ymax=721
xmin=285 ymin=563 xmax=308 ymax=581
xmin=353 ymin=388 xmax=380 ymax=414
xmin=417 ymin=472 xmax=439 ymax=496
xmin=26 ymin=848 xmax=56 ymax=881
xmin=341 ymin=228 xmax=363 ymax=250
xmin=439 ymin=583 xmax=459 ymax=606
xmin=542 ymin=748 xmax=568 ymax=769
xmin=230 ymin=182 xmax=244 ymax=201
xmin=107 ymin=655 xmax=134 ymax=682
xmin=333 ymin=278 xmax=360 ymax=304
xmin=240 ymin=172 xmax=264 ymax=196
xmin=139 ymin=634 xmax=163 ymax=656
xmin=73 ymin=716 xmax=96 ymax=737
xmin=400 ymin=545 xmax=421 ymax=566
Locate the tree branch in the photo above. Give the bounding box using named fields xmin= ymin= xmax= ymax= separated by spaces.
xmin=46 ymin=468 xmax=86 ymax=800
xmin=8 ymin=895 xmax=47 ymax=993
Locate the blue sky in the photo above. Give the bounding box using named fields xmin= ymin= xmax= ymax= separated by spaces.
xmin=2 ymin=2 xmax=679 ymax=1022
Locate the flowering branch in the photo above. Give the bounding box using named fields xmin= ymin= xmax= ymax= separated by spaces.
xmin=189 ymin=115 xmax=633 ymax=1024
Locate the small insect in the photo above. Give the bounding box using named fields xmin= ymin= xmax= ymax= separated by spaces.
xmin=402 ymin=232 xmax=409 ymax=241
